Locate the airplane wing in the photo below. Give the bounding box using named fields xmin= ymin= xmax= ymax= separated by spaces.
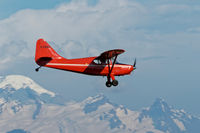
xmin=96 ymin=49 xmax=125 ymax=63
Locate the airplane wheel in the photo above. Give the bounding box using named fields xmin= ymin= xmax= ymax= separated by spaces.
xmin=35 ymin=66 xmax=41 ymax=72
xmin=112 ymin=80 xmax=118 ymax=86
xmin=106 ymin=81 xmax=112 ymax=87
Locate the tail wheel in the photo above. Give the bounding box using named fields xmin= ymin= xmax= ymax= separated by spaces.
xmin=112 ymin=80 xmax=118 ymax=86
xmin=106 ymin=81 xmax=112 ymax=87
xmin=35 ymin=66 xmax=41 ymax=72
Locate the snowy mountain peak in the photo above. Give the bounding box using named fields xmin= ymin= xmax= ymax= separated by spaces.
xmin=155 ymin=97 xmax=165 ymax=103
xmin=83 ymin=93 xmax=109 ymax=104
xmin=82 ymin=94 xmax=111 ymax=114
xmin=150 ymin=97 xmax=171 ymax=113
xmin=0 ymin=75 xmax=55 ymax=97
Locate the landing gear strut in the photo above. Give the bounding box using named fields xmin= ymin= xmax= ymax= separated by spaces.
xmin=105 ymin=56 xmax=119 ymax=87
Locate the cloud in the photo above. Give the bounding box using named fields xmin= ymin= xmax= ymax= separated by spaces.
xmin=187 ymin=27 xmax=200 ymax=33
xmin=0 ymin=57 xmax=11 ymax=70
xmin=60 ymin=40 xmax=87 ymax=58
xmin=0 ymin=0 xmax=200 ymax=71
xmin=0 ymin=0 xmax=147 ymax=69
xmin=155 ymin=4 xmax=191 ymax=14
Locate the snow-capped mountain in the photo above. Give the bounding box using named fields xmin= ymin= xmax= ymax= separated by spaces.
xmin=0 ymin=75 xmax=55 ymax=97
xmin=0 ymin=75 xmax=199 ymax=133
xmin=0 ymin=75 xmax=63 ymax=105
xmin=0 ymin=75 xmax=63 ymax=121
xmin=139 ymin=98 xmax=200 ymax=133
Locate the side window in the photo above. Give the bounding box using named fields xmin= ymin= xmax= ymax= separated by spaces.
xmin=93 ymin=59 xmax=101 ymax=64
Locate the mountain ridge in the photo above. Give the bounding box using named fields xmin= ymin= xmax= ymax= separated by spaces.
xmin=0 ymin=75 xmax=199 ymax=133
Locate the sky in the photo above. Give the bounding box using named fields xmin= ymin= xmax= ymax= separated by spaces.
xmin=0 ymin=0 xmax=200 ymax=115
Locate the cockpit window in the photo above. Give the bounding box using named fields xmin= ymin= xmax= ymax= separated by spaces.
xmin=111 ymin=57 xmax=120 ymax=64
xmin=93 ymin=59 xmax=101 ymax=64
xmin=93 ymin=58 xmax=120 ymax=64
xmin=116 ymin=61 xmax=120 ymax=64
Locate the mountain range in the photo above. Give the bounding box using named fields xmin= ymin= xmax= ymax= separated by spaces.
xmin=0 ymin=75 xmax=199 ymax=133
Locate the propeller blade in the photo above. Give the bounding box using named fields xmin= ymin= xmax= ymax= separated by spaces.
xmin=133 ymin=58 xmax=136 ymax=68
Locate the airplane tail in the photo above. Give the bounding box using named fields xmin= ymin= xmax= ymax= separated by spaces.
xmin=35 ymin=39 xmax=63 ymax=66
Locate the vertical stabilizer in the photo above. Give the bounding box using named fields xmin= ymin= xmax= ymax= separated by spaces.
xmin=35 ymin=39 xmax=63 ymax=66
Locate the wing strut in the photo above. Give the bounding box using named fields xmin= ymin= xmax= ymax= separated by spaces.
xmin=107 ymin=57 xmax=111 ymax=82
xmin=107 ymin=55 xmax=118 ymax=75
xmin=110 ymin=55 xmax=117 ymax=74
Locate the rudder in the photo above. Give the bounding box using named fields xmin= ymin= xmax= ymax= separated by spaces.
xmin=35 ymin=39 xmax=62 ymax=66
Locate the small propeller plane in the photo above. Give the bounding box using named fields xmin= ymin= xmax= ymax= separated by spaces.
xmin=35 ymin=39 xmax=136 ymax=87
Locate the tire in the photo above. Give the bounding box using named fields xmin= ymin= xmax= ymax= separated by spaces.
xmin=112 ymin=80 xmax=118 ymax=86
xmin=106 ymin=81 xmax=112 ymax=87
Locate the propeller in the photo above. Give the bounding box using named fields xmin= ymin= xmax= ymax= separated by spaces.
xmin=133 ymin=58 xmax=136 ymax=69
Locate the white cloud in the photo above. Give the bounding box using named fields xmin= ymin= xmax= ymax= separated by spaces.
xmin=155 ymin=4 xmax=191 ymax=14
xmin=0 ymin=0 xmax=148 ymax=69
xmin=187 ymin=27 xmax=200 ymax=33
xmin=61 ymin=40 xmax=87 ymax=58
xmin=0 ymin=57 xmax=11 ymax=70
xmin=0 ymin=0 xmax=200 ymax=71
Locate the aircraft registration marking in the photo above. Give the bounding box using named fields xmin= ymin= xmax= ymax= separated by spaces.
xmin=40 ymin=46 xmax=50 ymax=48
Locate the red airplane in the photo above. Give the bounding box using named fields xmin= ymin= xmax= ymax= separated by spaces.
xmin=35 ymin=39 xmax=136 ymax=87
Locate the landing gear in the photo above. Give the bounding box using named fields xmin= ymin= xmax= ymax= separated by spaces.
xmin=35 ymin=66 xmax=41 ymax=72
xmin=112 ymin=80 xmax=118 ymax=86
xmin=106 ymin=76 xmax=112 ymax=87
xmin=105 ymin=55 xmax=119 ymax=87
xmin=105 ymin=80 xmax=119 ymax=87
xmin=106 ymin=81 xmax=112 ymax=87
xmin=106 ymin=76 xmax=119 ymax=87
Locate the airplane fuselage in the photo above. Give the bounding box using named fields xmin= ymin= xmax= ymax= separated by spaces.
xmin=36 ymin=56 xmax=134 ymax=76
